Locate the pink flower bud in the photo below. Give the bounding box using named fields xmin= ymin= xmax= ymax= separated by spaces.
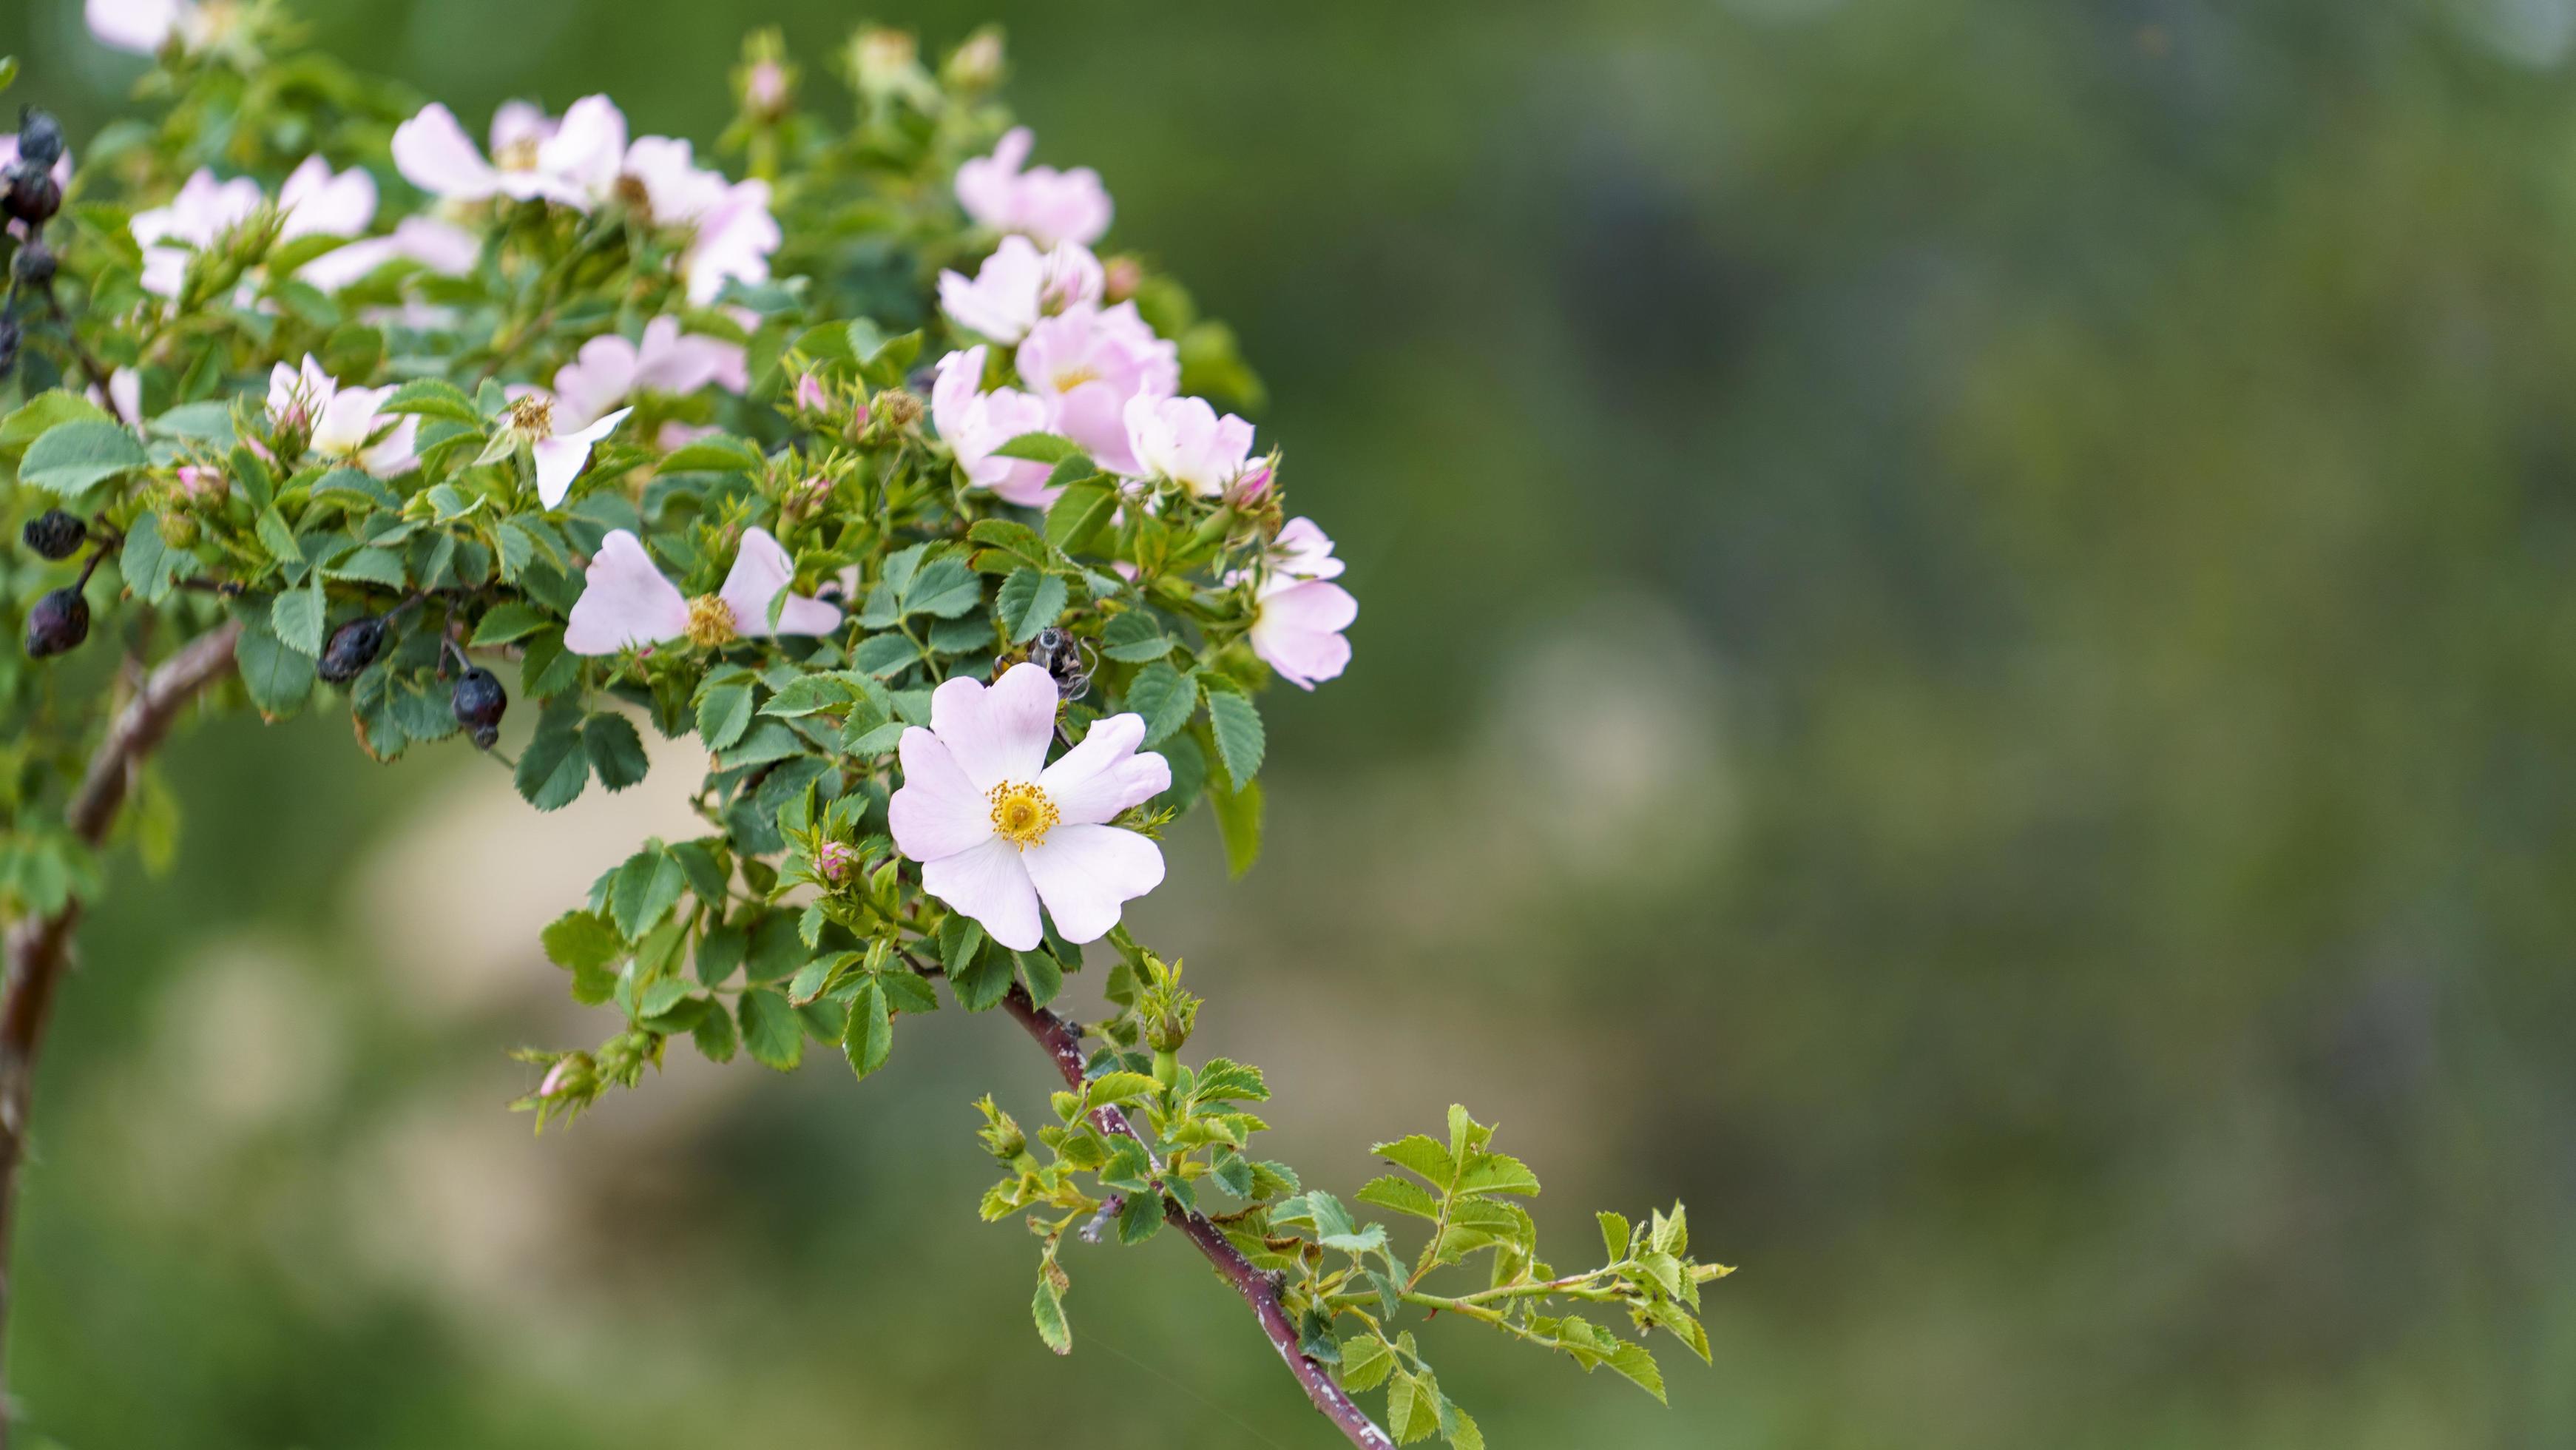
xmin=538 ymin=1061 xmax=575 ymax=1097
xmin=815 ymin=839 xmax=859 ymax=883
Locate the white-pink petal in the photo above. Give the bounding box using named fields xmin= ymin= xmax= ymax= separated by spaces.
xmin=564 ymin=529 xmax=690 ymax=655
xmin=392 ymin=104 xmax=503 ymax=201
xmin=1018 ymin=825 xmax=1163 ymax=945
xmin=1037 ymin=713 xmax=1169 ymax=826
xmin=890 ymin=727 xmax=1001 ymax=863
xmin=1250 ymin=579 xmax=1357 ymax=690
xmin=928 ymin=663 xmax=1058 ymax=793
xmin=87 ymin=0 xmax=183 ymax=54
xmin=532 ymin=406 xmax=632 ymax=507
xmin=718 ymin=527 xmax=842 ymax=638
xmin=921 ymin=836 xmax=1046 ymax=951
xmin=277 ymin=155 xmax=377 ymax=241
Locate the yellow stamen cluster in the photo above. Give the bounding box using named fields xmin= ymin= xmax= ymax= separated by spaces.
xmin=505 ymin=394 xmax=554 ymax=438
xmin=685 ymin=595 xmax=739 ymax=649
xmin=987 ymin=781 xmax=1059 ymax=849
xmin=497 ymin=136 xmax=542 ymax=172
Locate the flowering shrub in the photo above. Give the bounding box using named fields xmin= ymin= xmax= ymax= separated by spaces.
xmin=0 ymin=8 xmax=1725 ymax=1446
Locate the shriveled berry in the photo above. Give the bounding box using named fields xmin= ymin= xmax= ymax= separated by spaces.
xmin=10 ymin=240 xmax=53 ymax=291
xmin=24 ymin=586 xmax=89 ymax=658
xmin=452 ymin=667 xmax=506 ymax=744
xmin=21 ymin=510 xmax=86 ymax=562
xmin=15 ymin=109 xmax=65 ymax=171
xmin=1 ymin=162 xmax=60 ymax=229
xmin=318 ymin=615 xmax=388 ymax=684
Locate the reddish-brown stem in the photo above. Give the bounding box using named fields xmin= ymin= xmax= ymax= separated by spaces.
xmin=0 ymin=621 xmax=242 ymax=1449
xmin=989 ymin=978 xmax=1396 ymax=1449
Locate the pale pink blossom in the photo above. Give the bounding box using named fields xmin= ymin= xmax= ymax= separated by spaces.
xmin=1266 ymin=516 xmax=1345 ymax=581
xmin=612 ymin=135 xmax=731 ymax=224
xmin=564 ymin=527 xmax=841 ymax=655
xmin=1122 ymin=394 xmax=1256 ymax=498
xmin=1015 ymin=302 xmax=1175 ymax=476
xmin=683 ymin=178 xmax=780 ymax=305
xmin=547 ymin=317 xmax=748 ymax=432
xmin=937 ymin=235 xmax=1103 ymax=345
xmin=496 ymin=393 xmax=636 ymax=508
xmin=85 ymin=0 xmax=189 ymax=53
xmin=1249 ymin=576 xmax=1356 ymax=691
xmin=277 ymin=155 xmax=376 ymax=242
xmin=391 ymin=96 xmax=625 ymax=209
xmin=955 ymin=127 xmax=1112 ymax=249
xmin=296 ymin=216 xmax=482 ymax=291
xmin=130 ymin=168 xmax=263 ymax=299
xmin=890 ymin=664 xmax=1168 ymax=951
xmin=265 ymin=356 xmax=419 ymax=477
xmin=930 ymin=346 xmax=1058 ymax=507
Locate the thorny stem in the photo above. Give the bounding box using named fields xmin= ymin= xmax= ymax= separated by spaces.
xmin=0 ymin=620 xmax=243 ymax=1449
xmin=905 ymin=956 xmax=1396 ymax=1450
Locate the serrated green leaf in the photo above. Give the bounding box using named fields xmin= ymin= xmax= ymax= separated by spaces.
xmin=1032 ymin=1272 xmax=1072 ymax=1355
xmin=902 ymin=556 xmax=984 ymax=618
xmin=376 ymin=378 xmax=483 ymax=427
xmin=21 ymin=420 xmax=148 ymax=497
xmin=1339 ymin=1335 xmax=1396 ymax=1393
xmin=1376 ymin=1135 xmax=1458 ymax=1187
xmin=1356 ymin=1175 xmax=1443 ymax=1221
xmin=1099 ymin=611 xmax=1172 ymax=662
xmin=1125 ymin=662 xmax=1199 ymax=746
xmin=233 ymin=617 xmax=317 ymax=718
xmin=470 ymin=601 xmax=554 ymax=645
xmin=991 ymin=431 xmax=1081 ymax=463
xmin=1044 ymin=482 xmax=1118 ymax=556
xmin=514 ymin=714 xmax=591 ymax=811
xmin=1603 ymin=1340 xmax=1666 ymax=1403
xmin=1208 ymin=770 xmax=1262 ymax=877
xmin=121 ymin=513 xmax=181 ymax=605
xmin=541 ymin=910 xmax=624 ymax=971
xmin=844 ymin=979 xmax=892 ymax=1079
xmin=584 ymin=712 xmax=649 ymax=791
xmin=697 ymin=678 xmax=754 ymax=749
xmin=995 ymin=567 xmax=1069 ymax=644
xmin=609 ymin=848 xmax=687 ymax=938
xmin=739 ymin=986 xmax=804 ymax=1070
xmin=1205 ymin=687 xmax=1264 ymax=786
xmin=1598 ymin=1211 xmax=1632 ymax=1263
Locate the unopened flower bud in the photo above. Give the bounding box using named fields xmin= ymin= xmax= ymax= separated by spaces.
xmin=21 ymin=509 xmax=86 ymax=562
xmin=318 ymin=616 xmax=388 ymax=684
xmin=175 ymin=465 xmax=228 ymax=505
xmin=974 ymin=1095 xmax=1027 ymax=1163
xmin=850 ymin=27 xmax=924 ymax=101
xmin=792 ymin=371 xmax=830 ymax=414
xmin=783 ymin=473 xmax=835 ymax=522
xmin=1103 ymin=256 xmax=1143 ymax=304
xmin=746 ymin=58 xmax=791 ymax=117
xmin=452 ymin=667 xmax=506 ymax=746
xmin=158 ymin=511 xmax=200 ymax=549
xmin=24 ymin=586 xmax=89 ymax=658
xmin=944 ymin=28 xmax=1005 ymax=91
xmin=814 ymin=839 xmax=858 ymax=883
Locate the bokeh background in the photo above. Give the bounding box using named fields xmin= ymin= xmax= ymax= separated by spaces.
xmin=4 ymin=0 xmax=2574 ymax=1444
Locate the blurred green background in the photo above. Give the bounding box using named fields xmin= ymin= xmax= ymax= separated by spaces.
xmin=6 ymin=0 xmax=2575 ymax=1444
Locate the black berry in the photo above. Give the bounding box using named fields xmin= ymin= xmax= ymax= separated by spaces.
xmin=318 ymin=616 xmax=388 ymax=684
xmin=15 ymin=109 xmax=65 ymax=171
xmin=1 ymin=162 xmax=59 ymax=229
xmin=24 ymin=586 xmax=89 ymax=658
xmin=10 ymin=240 xmax=54 ymax=291
xmin=452 ymin=667 xmax=506 ymax=746
xmin=21 ymin=510 xmax=86 ymax=562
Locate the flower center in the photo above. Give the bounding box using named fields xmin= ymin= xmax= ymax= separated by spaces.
xmin=987 ymin=781 xmax=1059 ymax=849
xmin=685 ymin=594 xmax=738 ymax=648
xmin=497 ymin=136 xmax=543 ymax=172
xmin=1049 ymin=365 xmax=1101 ymax=393
xmin=613 ymin=172 xmax=655 ymax=215
xmin=505 ymin=394 xmax=555 ymax=439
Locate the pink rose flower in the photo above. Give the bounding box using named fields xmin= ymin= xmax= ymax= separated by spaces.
xmin=954 ymin=127 xmax=1113 ymax=249
xmin=938 ymin=234 xmax=1104 ymax=345
xmin=1015 ymin=302 xmax=1176 ymax=476
xmin=930 ymin=345 xmax=1060 ymax=507
xmin=890 ymin=664 xmax=1169 ymax=951
xmin=564 ymin=528 xmax=842 ymax=655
